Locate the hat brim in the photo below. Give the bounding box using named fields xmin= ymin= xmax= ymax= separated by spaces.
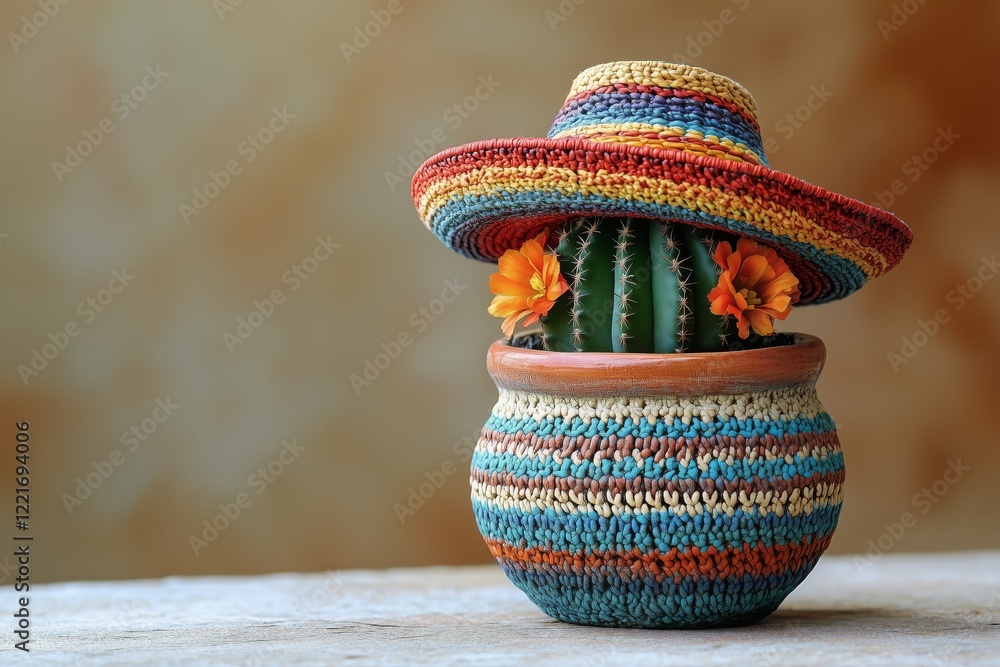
xmin=411 ymin=137 xmax=911 ymax=305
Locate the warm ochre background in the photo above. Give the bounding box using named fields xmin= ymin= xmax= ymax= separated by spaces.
xmin=1 ymin=1 xmax=998 ymax=583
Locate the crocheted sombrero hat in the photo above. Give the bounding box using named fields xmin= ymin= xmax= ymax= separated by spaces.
xmin=411 ymin=61 xmax=911 ymax=304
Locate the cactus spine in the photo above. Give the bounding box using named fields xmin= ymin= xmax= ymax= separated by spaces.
xmin=542 ymin=220 xmax=614 ymax=352
xmin=649 ymin=221 xmax=692 ymax=353
xmin=542 ymin=217 xmax=737 ymax=353
xmin=612 ymin=220 xmax=654 ymax=352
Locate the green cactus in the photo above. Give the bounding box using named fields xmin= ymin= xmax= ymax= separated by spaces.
xmin=542 ymin=217 xmax=738 ymax=353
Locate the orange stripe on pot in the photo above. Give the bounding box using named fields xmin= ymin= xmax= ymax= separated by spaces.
xmin=484 ymin=535 xmax=833 ymax=581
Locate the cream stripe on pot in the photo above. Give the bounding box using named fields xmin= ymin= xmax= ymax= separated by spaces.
xmin=471 ymin=480 xmax=844 ymax=519
xmin=489 ymin=386 xmax=828 ymax=424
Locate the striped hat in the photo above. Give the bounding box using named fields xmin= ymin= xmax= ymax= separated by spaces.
xmin=411 ymin=61 xmax=912 ymax=304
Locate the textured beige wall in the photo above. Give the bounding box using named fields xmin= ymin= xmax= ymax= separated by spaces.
xmin=0 ymin=0 xmax=997 ymax=582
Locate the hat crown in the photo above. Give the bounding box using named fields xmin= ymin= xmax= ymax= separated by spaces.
xmin=546 ymin=61 xmax=768 ymax=167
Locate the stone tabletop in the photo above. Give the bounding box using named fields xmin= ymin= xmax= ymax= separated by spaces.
xmin=5 ymin=551 xmax=999 ymax=666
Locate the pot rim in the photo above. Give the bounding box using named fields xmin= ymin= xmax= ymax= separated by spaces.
xmin=486 ymin=333 xmax=826 ymax=397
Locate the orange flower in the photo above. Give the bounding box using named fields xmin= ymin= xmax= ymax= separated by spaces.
xmin=488 ymin=231 xmax=569 ymax=337
xmin=708 ymin=237 xmax=800 ymax=339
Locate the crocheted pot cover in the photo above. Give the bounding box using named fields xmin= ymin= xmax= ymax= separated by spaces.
xmin=471 ymin=342 xmax=843 ymax=628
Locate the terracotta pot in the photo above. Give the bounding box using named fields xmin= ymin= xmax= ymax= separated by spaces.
xmin=471 ymin=334 xmax=843 ymax=628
